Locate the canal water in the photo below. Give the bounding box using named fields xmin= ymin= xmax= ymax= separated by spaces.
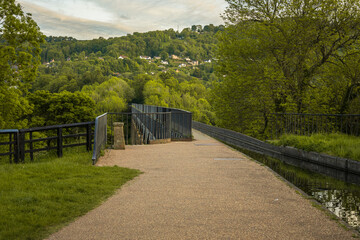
xmin=241 ymin=149 xmax=360 ymax=232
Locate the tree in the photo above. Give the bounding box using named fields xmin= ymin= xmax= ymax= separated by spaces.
xmin=82 ymin=77 xmax=134 ymax=113
xmin=160 ymin=51 xmax=169 ymax=61
xmin=27 ymin=90 xmax=95 ymax=127
xmin=0 ymin=0 xmax=44 ymax=128
xmin=214 ymin=0 xmax=360 ymax=136
xmin=224 ymin=0 xmax=360 ymax=112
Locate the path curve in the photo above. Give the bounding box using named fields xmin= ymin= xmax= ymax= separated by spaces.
xmin=47 ymin=130 xmax=354 ymax=239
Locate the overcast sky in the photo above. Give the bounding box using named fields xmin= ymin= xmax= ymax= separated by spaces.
xmin=17 ymin=0 xmax=228 ymax=40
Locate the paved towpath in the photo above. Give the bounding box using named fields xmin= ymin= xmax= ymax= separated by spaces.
xmin=47 ymin=130 xmax=354 ymax=239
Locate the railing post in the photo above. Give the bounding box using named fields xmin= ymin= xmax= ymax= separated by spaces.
xmin=19 ymin=131 xmax=25 ymax=163
xmin=86 ymin=124 xmax=91 ymax=151
xmin=168 ymin=112 xmax=172 ymax=139
xmin=14 ymin=132 xmax=20 ymax=163
xmin=57 ymin=127 xmax=63 ymax=158
xmin=9 ymin=133 xmax=12 ymax=163
xmin=30 ymin=132 xmax=34 ymax=161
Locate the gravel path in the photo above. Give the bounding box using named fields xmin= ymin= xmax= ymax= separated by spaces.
xmin=46 ymin=130 xmax=354 ymax=239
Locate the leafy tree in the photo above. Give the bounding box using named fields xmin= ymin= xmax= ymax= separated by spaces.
xmin=160 ymin=51 xmax=169 ymax=61
xmin=0 ymin=0 xmax=44 ymax=128
xmin=27 ymin=90 xmax=95 ymax=126
xmin=130 ymin=74 xmax=153 ymax=103
xmin=82 ymin=77 xmax=134 ymax=113
xmin=214 ymin=0 xmax=360 ymax=136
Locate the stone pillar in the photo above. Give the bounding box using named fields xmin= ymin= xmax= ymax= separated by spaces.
xmin=113 ymin=122 xmax=125 ymax=150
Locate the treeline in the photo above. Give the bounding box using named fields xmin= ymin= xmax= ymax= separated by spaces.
xmin=40 ymin=25 xmax=224 ymax=62
xmin=0 ymin=0 xmax=221 ymax=130
xmin=213 ymin=0 xmax=360 ymax=138
xmin=5 ymin=24 xmax=223 ymax=129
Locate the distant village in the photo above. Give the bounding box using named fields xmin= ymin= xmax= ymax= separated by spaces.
xmin=44 ymin=54 xmax=212 ymax=72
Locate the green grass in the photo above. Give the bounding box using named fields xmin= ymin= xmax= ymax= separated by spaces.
xmin=0 ymin=148 xmax=141 ymax=240
xmin=271 ymin=133 xmax=360 ymax=161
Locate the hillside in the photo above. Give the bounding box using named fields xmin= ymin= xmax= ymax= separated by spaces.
xmin=28 ymin=26 xmax=223 ymax=127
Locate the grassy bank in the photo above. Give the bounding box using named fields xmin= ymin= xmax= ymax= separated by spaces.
xmin=0 ymin=149 xmax=140 ymax=240
xmin=271 ymin=133 xmax=360 ymax=161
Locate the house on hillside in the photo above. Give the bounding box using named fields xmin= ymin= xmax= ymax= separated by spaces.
xmin=190 ymin=61 xmax=199 ymax=66
xmin=161 ymin=60 xmax=169 ymax=65
xmin=171 ymin=55 xmax=180 ymax=60
xmin=140 ymin=56 xmax=151 ymax=60
xmin=118 ymin=55 xmax=128 ymax=59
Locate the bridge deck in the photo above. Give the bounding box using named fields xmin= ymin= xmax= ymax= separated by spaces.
xmin=47 ymin=130 xmax=354 ymax=239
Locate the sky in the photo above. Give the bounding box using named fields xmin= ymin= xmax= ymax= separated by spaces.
xmin=17 ymin=0 xmax=228 ymax=40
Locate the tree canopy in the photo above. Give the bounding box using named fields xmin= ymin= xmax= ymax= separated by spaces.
xmin=213 ymin=0 xmax=360 ymax=136
xmin=0 ymin=0 xmax=44 ymax=128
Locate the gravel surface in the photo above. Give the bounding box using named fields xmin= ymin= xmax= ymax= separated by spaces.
xmin=46 ymin=130 xmax=355 ymax=239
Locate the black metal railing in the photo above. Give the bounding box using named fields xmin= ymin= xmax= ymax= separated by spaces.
xmin=0 ymin=122 xmax=94 ymax=164
xmin=91 ymin=111 xmax=173 ymax=165
xmin=269 ymin=113 xmax=360 ymax=138
xmin=91 ymin=104 xmax=193 ymax=165
xmin=193 ymin=121 xmax=360 ymax=184
xmin=106 ymin=112 xmax=172 ymax=146
xmin=131 ymin=104 xmax=192 ymax=140
xmin=0 ymin=129 xmax=19 ymax=163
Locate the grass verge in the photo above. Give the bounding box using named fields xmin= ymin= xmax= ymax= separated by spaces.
xmin=0 ymin=148 xmax=141 ymax=240
xmin=270 ymin=133 xmax=360 ymax=161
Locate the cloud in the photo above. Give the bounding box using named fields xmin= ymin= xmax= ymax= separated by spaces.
xmin=18 ymin=1 xmax=132 ymax=39
xmin=17 ymin=0 xmax=227 ymax=40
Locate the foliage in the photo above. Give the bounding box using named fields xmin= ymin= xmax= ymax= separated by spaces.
xmin=27 ymin=90 xmax=95 ymax=126
xmin=0 ymin=148 xmax=140 ymax=240
xmin=0 ymin=0 xmax=44 ymax=128
xmin=214 ymin=0 xmax=360 ymax=137
xmin=271 ymin=133 xmax=360 ymax=161
xmin=143 ymin=72 xmax=215 ymax=124
xmin=21 ymin=26 xmax=224 ymax=127
xmin=82 ymin=77 xmax=134 ymax=113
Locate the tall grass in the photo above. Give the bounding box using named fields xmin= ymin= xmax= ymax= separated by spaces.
xmin=271 ymin=133 xmax=360 ymax=161
xmin=0 ymin=148 xmax=140 ymax=240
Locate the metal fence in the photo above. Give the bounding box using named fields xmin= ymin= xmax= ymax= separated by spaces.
xmin=92 ymin=113 xmax=107 ymax=165
xmin=91 ymin=111 xmax=173 ymax=164
xmin=193 ymin=121 xmax=360 ymax=184
xmin=106 ymin=112 xmax=172 ymax=146
xmin=0 ymin=122 xmax=94 ymax=164
xmin=0 ymin=129 xmax=19 ymax=163
xmin=131 ymin=104 xmax=192 ymax=140
xmin=91 ymin=104 xmax=192 ymax=164
xmin=270 ymin=113 xmax=360 ymax=138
